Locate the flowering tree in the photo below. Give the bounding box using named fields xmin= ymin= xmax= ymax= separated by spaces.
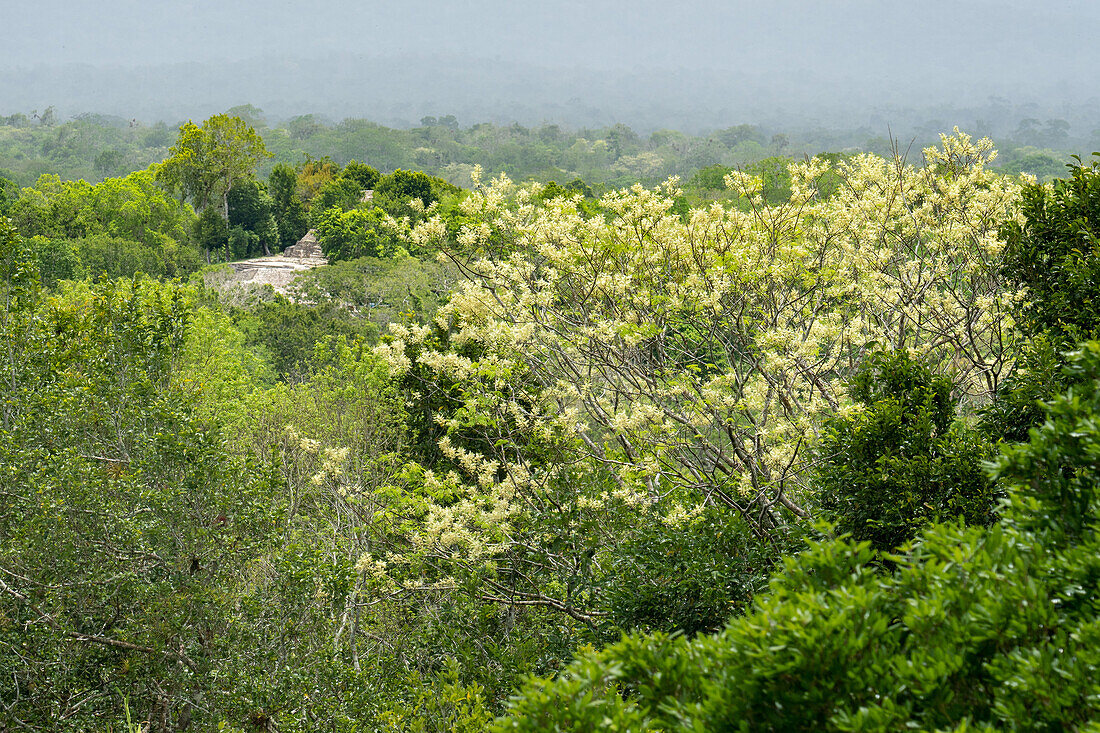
xmin=380 ymin=132 xmax=1024 ymax=556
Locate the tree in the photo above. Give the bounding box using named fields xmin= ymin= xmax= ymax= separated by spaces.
xmin=313 ymin=206 xmax=394 ymax=261
xmin=984 ymin=153 xmax=1100 ymax=441
xmin=814 ymin=349 xmax=997 ymax=552
xmin=494 ymin=340 xmax=1100 ymax=732
xmin=715 ymin=124 xmax=762 ymax=147
xmin=34 ymin=105 xmax=57 ymax=127
xmin=743 ymin=155 xmax=792 ymax=204
xmin=231 ymin=296 xmax=368 ymax=381
xmin=93 ymin=148 xmax=126 ymax=177
xmin=289 ymin=253 xmax=457 ymax=334
xmin=688 ymin=164 xmax=733 ymax=191
xmin=0 ymin=276 xmax=282 ymax=731
xmin=340 ymin=160 xmax=381 ymax=190
xmin=5 ymin=170 xmax=201 ymax=278
xmin=295 ymin=155 xmax=340 ymax=205
xmin=0 ymin=217 xmax=40 ymax=433
xmin=156 ymin=114 xmax=271 ymax=223
xmin=227 ymin=178 xmax=279 ymax=256
xmin=1002 ymin=153 xmax=1100 ymax=348
xmin=396 ymin=131 xmax=1023 ymax=546
xmin=375 ymin=169 xmax=436 ymax=219
xmin=193 ymin=207 xmax=228 ymax=260
xmin=0 ymin=173 xmax=16 ymax=215
xmin=268 ymin=163 xmax=308 ymax=251
xmin=312 ymin=177 xmax=368 ymax=216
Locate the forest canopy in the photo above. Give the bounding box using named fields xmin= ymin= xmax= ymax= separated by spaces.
xmin=2 ymin=116 xmax=1100 ymax=731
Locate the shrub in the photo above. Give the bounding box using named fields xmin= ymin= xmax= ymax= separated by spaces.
xmin=814 ymin=349 xmax=998 ymax=551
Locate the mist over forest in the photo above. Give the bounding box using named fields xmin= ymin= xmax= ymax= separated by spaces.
xmin=3 ymin=0 xmax=1099 ymax=135
xmin=2 ymin=53 xmax=1098 ymax=138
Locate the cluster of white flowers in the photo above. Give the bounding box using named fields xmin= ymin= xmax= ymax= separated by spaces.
xmin=390 ymin=130 xmax=1027 ymax=544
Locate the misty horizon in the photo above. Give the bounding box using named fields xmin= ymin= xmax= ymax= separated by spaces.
xmin=1 ymin=1 xmax=1097 ymax=136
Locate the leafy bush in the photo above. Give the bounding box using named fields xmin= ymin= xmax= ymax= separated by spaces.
xmin=340 ymin=160 xmax=381 ymax=190
xmin=0 ymin=273 xmax=283 ymax=731
xmin=193 ymin=206 xmax=228 ymax=258
xmin=312 ymin=205 xmax=394 ymax=261
xmin=231 ymin=295 xmax=371 ymax=381
xmin=313 ymin=176 xmax=368 ymax=214
xmin=268 ymin=162 xmax=309 ymax=250
xmin=1004 ymin=154 xmax=1100 ymax=344
xmin=980 ymin=334 xmax=1064 ymax=442
xmin=814 ymin=349 xmax=998 ymax=551
xmin=289 ymin=253 xmax=456 ymax=331
xmin=26 ymin=234 xmax=83 ymax=286
xmin=603 ymin=505 xmax=780 ymax=637
xmin=986 ymin=154 xmax=1100 ymax=441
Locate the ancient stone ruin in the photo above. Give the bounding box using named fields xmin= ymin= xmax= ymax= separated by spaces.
xmin=283 ymin=230 xmax=323 ymax=259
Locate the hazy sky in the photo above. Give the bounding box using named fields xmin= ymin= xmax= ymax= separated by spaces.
xmin=2 ymin=0 xmax=1096 ymax=129
xmin=4 ymin=0 xmax=1097 ymax=77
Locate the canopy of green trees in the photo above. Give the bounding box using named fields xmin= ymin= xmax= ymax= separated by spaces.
xmin=3 ymin=125 xmax=1100 ymax=732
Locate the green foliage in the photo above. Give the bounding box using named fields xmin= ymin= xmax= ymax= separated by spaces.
xmin=313 ymin=175 xmax=368 ymax=214
xmin=684 ymin=155 xmax=850 ymax=208
xmin=378 ymin=662 xmax=492 ymax=732
xmin=603 ymin=505 xmax=779 ymax=637
xmin=8 ymin=122 xmax=1100 ymax=731
xmin=341 ymin=160 xmax=381 ymax=190
xmin=743 ymin=155 xmax=793 ymax=205
xmin=227 ymin=177 xmax=279 ymax=256
xmin=0 ymin=109 xmax=1088 ymax=199
xmin=268 ymin=162 xmax=309 ymax=250
xmin=313 ymin=205 xmax=394 ymax=261
xmin=1003 ymin=153 xmax=1100 ymax=347
xmin=495 ymin=342 xmax=1100 ymax=731
xmin=0 ymin=275 xmax=282 ymax=731
xmin=21 ymin=232 xmax=201 ymax=287
xmin=94 ymin=147 xmax=127 ymax=177
xmin=687 ymin=163 xmax=732 ymax=190
xmin=564 ymin=177 xmax=595 ymax=198
xmin=74 ymin=233 xmax=183 ymax=281
xmin=227 ymin=224 xmax=259 ymax=260
xmin=814 ymin=350 xmax=998 ymax=552
xmin=3 ymin=168 xmax=202 ymax=281
xmin=193 ymin=206 xmax=228 ymax=259
xmin=290 ymin=253 xmax=456 ymax=332
xmin=293 ymin=154 xmax=340 ymax=204
xmin=375 ymin=169 xmax=437 ymax=220
xmin=0 ymin=115 xmax=168 ymax=184
xmin=231 ymin=296 xmax=371 ymax=381
xmin=156 ymin=114 xmax=271 ymax=219
xmin=987 ymin=154 xmax=1100 ymax=441
xmin=310 ymin=159 xmax=382 ymax=215
xmin=24 ymin=234 xmax=83 ymax=286
xmin=993 ymin=146 xmax=1072 ymax=181
xmin=0 ymin=172 xmax=16 ymax=214
xmin=980 ymin=334 xmax=1064 ymax=442
xmin=8 ymin=169 xmax=195 ymax=246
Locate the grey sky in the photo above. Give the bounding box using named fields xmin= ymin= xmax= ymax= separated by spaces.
xmin=1 ymin=0 xmax=1096 ymax=130
xmin=4 ymin=0 xmax=1095 ymax=74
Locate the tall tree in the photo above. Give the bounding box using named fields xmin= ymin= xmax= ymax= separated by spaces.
xmin=156 ymin=114 xmax=271 ymax=223
xmin=268 ymin=163 xmax=308 ymax=251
